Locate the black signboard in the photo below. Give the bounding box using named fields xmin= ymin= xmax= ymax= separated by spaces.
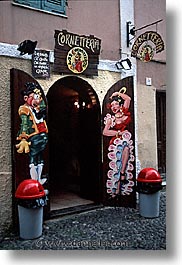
xmin=32 ymin=50 xmax=50 ymax=78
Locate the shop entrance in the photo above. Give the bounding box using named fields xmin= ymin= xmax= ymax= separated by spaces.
xmin=47 ymin=76 xmax=102 ymax=211
xmin=156 ymin=90 xmax=166 ymax=174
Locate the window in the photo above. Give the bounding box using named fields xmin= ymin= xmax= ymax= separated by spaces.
xmin=13 ymin=0 xmax=67 ymax=15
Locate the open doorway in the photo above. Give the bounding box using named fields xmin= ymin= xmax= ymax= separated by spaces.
xmin=47 ymin=76 xmax=102 ymax=211
xmin=156 ymin=90 xmax=166 ymax=175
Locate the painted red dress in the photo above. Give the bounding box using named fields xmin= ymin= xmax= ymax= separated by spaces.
xmin=104 ymin=107 xmax=135 ymax=196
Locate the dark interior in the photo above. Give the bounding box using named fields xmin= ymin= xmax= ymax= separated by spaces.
xmin=47 ymin=76 xmax=102 ymax=208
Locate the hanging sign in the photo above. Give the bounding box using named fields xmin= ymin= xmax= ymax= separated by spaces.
xmin=32 ymin=50 xmax=50 ymax=78
xmin=131 ymin=31 xmax=164 ymax=62
xmin=54 ymin=30 xmax=101 ymax=76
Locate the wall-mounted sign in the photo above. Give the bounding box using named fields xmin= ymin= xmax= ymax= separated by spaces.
xmin=54 ymin=30 xmax=101 ymax=76
xmin=131 ymin=31 xmax=164 ymax=62
xmin=32 ymin=50 xmax=50 ymax=78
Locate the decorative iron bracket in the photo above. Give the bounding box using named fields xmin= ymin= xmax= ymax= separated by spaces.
xmin=126 ymin=19 xmax=163 ymax=47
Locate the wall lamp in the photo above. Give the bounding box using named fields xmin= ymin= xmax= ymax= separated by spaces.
xmin=126 ymin=21 xmax=135 ymax=47
xmin=17 ymin=40 xmax=37 ymax=55
xmin=115 ymin=58 xmax=132 ymax=71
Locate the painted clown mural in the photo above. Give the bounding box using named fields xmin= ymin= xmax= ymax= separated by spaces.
xmin=16 ymin=82 xmax=48 ymax=185
xmin=103 ymin=87 xmax=135 ymax=200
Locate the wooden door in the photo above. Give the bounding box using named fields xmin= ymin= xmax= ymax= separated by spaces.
xmin=102 ymin=76 xmax=136 ymax=207
xmin=10 ymin=68 xmax=49 ymax=226
xmin=156 ymin=90 xmax=166 ymax=174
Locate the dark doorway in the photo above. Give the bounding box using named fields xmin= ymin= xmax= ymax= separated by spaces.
xmin=156 ymin=90 xmax=166 ymax=174
xmin=47 ymin=76 xmax=102 ymax=211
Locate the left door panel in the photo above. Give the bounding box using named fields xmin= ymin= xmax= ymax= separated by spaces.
xmin=10 ymin=68 xmax=49 ymax=227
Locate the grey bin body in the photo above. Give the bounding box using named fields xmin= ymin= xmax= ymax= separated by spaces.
xmin=15 ymin=180 xmax=47 ymax=240
xmin=137 ymin=168 xmax=162 ymax=218
xmin=138 ymin=191 xmax=160 ymax=218
xmin=18 ymin=205 xmax=43 ymax=239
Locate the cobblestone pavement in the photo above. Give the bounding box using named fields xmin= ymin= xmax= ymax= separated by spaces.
xmin=0 ymin=192 xmax=166 ymax=250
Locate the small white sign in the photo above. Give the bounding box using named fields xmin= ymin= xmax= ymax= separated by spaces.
xmin=146 ymin=77 xmax=152 ymax=86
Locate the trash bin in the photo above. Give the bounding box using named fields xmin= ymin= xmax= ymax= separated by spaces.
xmin=15 ymin=179 xmax=47 ymax=239
xmin=136 ymin=168 xmax=162 ymax=218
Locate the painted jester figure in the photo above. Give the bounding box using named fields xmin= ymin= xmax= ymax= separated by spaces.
xmin=103 ymin=87 xmax=135 ymax=199
xmin=16 ymin=82 xmax=48 ymax=185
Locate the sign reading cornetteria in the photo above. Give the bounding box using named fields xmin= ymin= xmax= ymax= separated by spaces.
xmin=131 ymin=31 xmax=164 ymax=61
xmin=57 ymin=31 xmax=100 ymax=53
xmin=54 ymin=30 xmax=101 ymax=76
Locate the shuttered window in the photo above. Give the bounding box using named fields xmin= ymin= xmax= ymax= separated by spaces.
xmin=13 ymin=0 xmax=66 ymax=15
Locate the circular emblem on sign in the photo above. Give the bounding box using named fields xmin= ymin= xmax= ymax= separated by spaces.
xmin=139 ymin=44 xmax=154 ymax=62
xmin=67 ymin=47 xmax=88 ymax=74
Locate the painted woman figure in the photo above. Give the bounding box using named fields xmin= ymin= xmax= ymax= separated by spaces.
xmin=103 ymin=87 xmax=135 ymax=198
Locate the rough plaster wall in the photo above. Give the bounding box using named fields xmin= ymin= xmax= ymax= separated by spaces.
xmin=85 ymin=71 xmax=121 ymax=107
xmin=137 ymin=83 xmax=157 ymax=169
xmin=0 ymin=56 xmax=120 ymax=237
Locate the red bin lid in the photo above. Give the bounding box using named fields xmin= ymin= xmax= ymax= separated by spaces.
xmin=137 ymin=168 xmax=162 ymax=183
xmin=15 ymin=179 xmax=45 ymax=199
